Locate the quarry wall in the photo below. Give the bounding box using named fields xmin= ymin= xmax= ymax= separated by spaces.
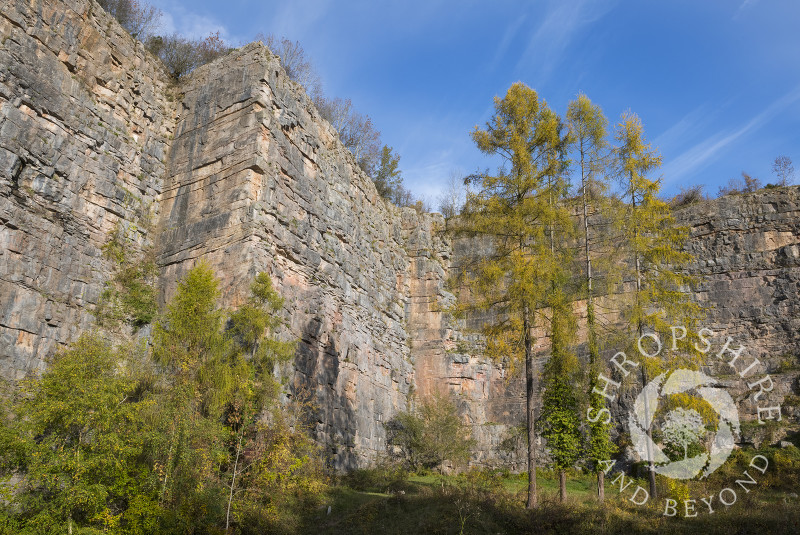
xmin=1 ymin=0 xmax=797 ymax=469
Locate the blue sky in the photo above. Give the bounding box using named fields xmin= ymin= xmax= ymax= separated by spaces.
xmin=148 ymin=0 xmax=800 ymax=204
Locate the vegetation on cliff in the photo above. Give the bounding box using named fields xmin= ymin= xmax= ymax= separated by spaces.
xmin=0 ymin=266 xmax=325 ymax=534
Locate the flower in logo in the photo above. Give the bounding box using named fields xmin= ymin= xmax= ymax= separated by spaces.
xmin=628 ymin=369 xmax=740 ymax=480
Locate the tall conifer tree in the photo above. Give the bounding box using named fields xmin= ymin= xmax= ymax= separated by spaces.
xmin=567 ymin=94 xmax=616 ymax=501
xmin=454 ymin=82 xmax=571 ymax=509
xmin=615 ymin=112 xmax=701 ymax=499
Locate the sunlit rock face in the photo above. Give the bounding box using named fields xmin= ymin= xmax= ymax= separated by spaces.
xmin=1 ymin=0 xmax=174 ymax=379
xmin=1 ymin=0 xmax=797 ymax=470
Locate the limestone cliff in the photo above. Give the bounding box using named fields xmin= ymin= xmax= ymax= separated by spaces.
xmin=1 ymin=0 xmax=798 ymax=470
xmin=1 ymin=0 xmax=172 ymax=378
xmin=157 ymin=42 xmax=420 ymax=468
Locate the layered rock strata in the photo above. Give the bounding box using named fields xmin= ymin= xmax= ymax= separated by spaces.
xmin=0 ymin=0 xmax=172 ymax=379
xmin=1 ymin=0 xmax=798 ymax=470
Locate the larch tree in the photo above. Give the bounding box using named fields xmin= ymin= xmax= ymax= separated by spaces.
xmin=454 ymin=82 xmax=571 ymax=509
xmin=615 ymin=111 xmax=701 ymax=499
xmin=566 ymin=94 xmax=617 ymax=502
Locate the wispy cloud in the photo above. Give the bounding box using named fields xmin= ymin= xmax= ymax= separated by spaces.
xmin=513 ymin=0 xmax=617 ymax=85
xmin=653 ymin=105 xmax=710 ymax=152
xmin=158 ymin=11 xmax=228 ymax=40
xmin=734 ymin=0 xmax=760 ymax=19
xmin=491 ymin=15 xmax=528 ymax=69
xmin=405 ymin=156 xmax=455 ymax=201
xmin=151 ymin=0 xmax=236 ymax=41
xmin=660 ymin=85 xmax=800 ymax=185
xmin=267 ymin=0 xmax=333 ymax=41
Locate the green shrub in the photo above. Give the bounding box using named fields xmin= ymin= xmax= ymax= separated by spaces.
xmin=385 ymin=391 xmax=475 ymax=473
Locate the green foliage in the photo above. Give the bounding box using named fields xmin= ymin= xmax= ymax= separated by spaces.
xmin=566 ymin=94 xmax=618 ymax=484
xmin=230 ymin=405 xmax=327 ymax=532
xmin=539 ymin=292 xmax=582 ymax=473
xmin=373 ymin=145 xmax=403 ymax=200
xmin=367 ymin=144 xmax=426 ymax=208
xmin=97 ymin=224 xmax=158 ymax=329
xmin=1 ymin=266 xmax=324 ymax=534
xmin=229 ymin=272 xmax=295 ymax=371
xmin=386 ymin=392 xmax=474 ymax=472
xmin=340 ymin=463 xmax=410 ymax=494
xmin=456 ymin=82 xmax=571 ymax=369
xmin=614 ymin=111 xmax=701 ymax=373
xmin=0 ymin=335 xmax=156 ymax=534
xmin=453 ymin=82 xmax=573 ymax=508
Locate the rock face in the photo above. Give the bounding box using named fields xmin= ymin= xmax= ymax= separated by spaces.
xmin=1 ymin=0 xmax=798 ymax=469
xmin=1 ymin=0 xmax=172 ymax=379
xmin=676 ymin=190 xmax=800 ymax=446
xmin=157 ymin=44 xmax=419 ymax=468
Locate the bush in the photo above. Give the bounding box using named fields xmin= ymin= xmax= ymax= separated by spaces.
xmin=670 ymin=185 xmax=707 ymax=208
xmin=96 ymin=223 xmax=158 ymax=329
xmin=341 ymin=464 xmax=410 ymax=494
xmin=0 ymin=268 xmax=324 ymax=534
xmin=386 ymin=392 xmax=474 ymax=472
xmin=718 ymin=172 xmax=762 ymax=197
xmin=98 ymin=0 xmax=161 ymax=39
xmin=146 ymin=31 xmax=230 ymax=80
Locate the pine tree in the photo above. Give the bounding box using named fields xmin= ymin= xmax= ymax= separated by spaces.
xmin=373 ymin=145 xmax=403 ymax=200
xmin=453 ymin=82 xmax=571 ymax=509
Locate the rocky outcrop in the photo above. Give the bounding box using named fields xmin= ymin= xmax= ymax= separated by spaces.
xmin=157 ymin=44 xmax=418 ymax=468
xmin=0 ymin=0 xmax=173 ymax=379
xmin=1 ymin=0 xmax=797 ymax=470
xmin=677 ymin=190 xmax=800 ymax=445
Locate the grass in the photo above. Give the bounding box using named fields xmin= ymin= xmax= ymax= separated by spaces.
xmin=299 ymin=450 xmax=800 ymax=535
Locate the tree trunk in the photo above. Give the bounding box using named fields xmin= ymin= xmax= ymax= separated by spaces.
xmin=597 ymin=470 xmax=605 ymax=502
xmin=559 ymin=470 xmax=567 ymax=503
xmin=524 ymin=305 xmax=538 ymax=509
xmin=641 ymin=365 xmax=658 ymax=499
xmin=632 ymin=183 xmax=657 ymax=501
xmin=226 ymin=428 xmax=244 ymax=532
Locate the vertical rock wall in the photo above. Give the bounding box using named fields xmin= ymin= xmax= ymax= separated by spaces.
xmin=157 ymin=44 xmax=416 ymax=469
xmin=0 ymin=0 xmax=173 ymax=379
xmin=677 ymin=189 xmax=800 ymax=444
xmin=1 ymin=0 xmax=797 ymax=470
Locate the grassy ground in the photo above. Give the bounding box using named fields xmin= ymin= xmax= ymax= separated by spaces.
xmin=299 ymin=447 xmax=800 ymax=535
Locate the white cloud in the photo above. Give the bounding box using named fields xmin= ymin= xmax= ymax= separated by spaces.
xmin=405 ymin=154 xmax=457 ymax=202
xmin=653 ymin=105 xmax=710 ymax=152
xmin=491 ymin=15 xmax=528 ymax=69
xmin=149 ymin=0 xmax=235 ymax=41
xmin=660 ymin=85 xmax=800 ymax=185
xmin=734 ymin=0 xmax=760 ymax=19
xmin=513 ymin=0 xmax=617 ymax=84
